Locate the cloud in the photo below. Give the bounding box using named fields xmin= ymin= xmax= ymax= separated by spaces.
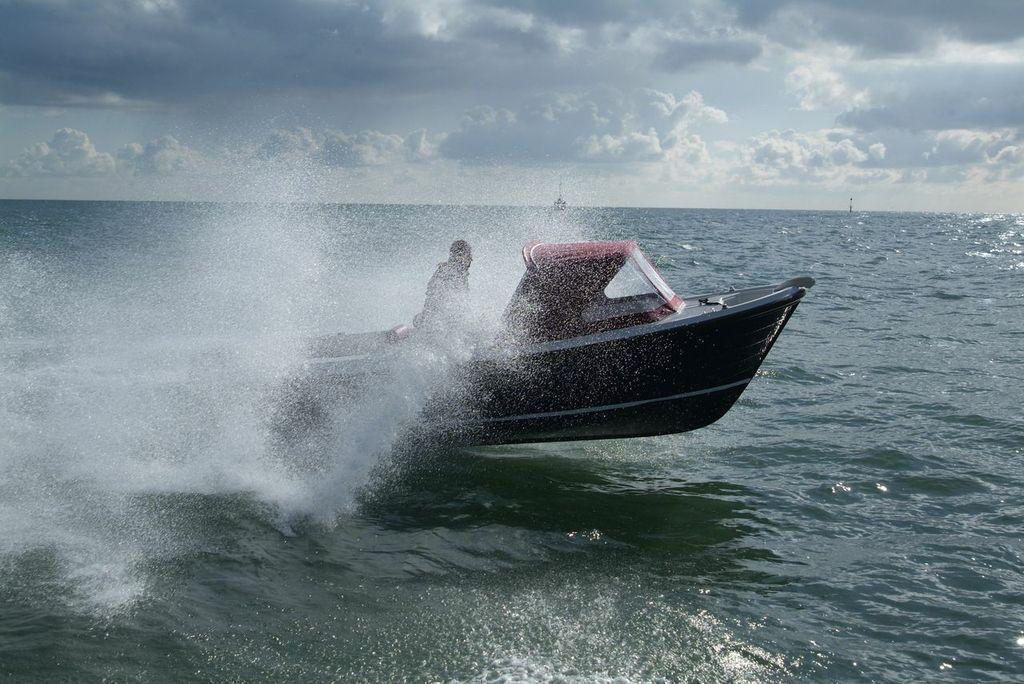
xmin=992 ymin=144 xmax=1024 ymax=165
xmin=785 ymin=62 xmax=869 ymax=111
xmin=726 ymin=0 xmax=1024 ymax=56
xmin=654 ymin=38 xmax=762 ymax=71
xmin=579 ymin=129 xmax=667 ymax=162
xmin=5 ymin=120 xmax=1020 ymax=204
xmin=737 ymin=128 xmax=871 ymax=184
xmin=4 ymin=1 xmax=1020 ymax=113
xmin=921 ymin=129 xmax=1019 ymax=167
xmin=635 ymin=89 xmax=729 ymax=127
xmin=2 ymin=128 xmax=115 ymax=177
xmin=319 ymin=130 xmax=406 ymax=167
xmin=479 ymin=1 xmax=676 ymax=28
xmin=439 ymin=88 xmax=726 ymax=164
xmin=255 ymin=127 xmax=441 ymax=166
xmin=402 ymin=129 xmax=442 ymax=162
xmin=734 ymin=125 xmax=1024 ymax=186
xmin=838 ymin=127 xmax=1024 ymax=177
xmin=0 ymin=0 xmax=762 ymax=108
xmin=837 ymin=66 xmax=1024 ymax=131
xmin=255 ymin=127 xmax=319 ymax=161
xmin=117 ymin=136 xmax=200 ymax=175
xmin=3 ymin=129 xmax=199 ymax=177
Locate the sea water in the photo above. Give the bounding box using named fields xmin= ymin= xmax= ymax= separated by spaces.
xmin=0 ymin=200 xmax=1021 ymax=681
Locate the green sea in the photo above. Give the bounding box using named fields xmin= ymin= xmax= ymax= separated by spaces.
xmin=1 ymin=200 xmax=1021 ymax=681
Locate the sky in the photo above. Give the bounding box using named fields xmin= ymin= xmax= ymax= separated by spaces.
xmin=1 ymin=0 xmax=1024 ymax=211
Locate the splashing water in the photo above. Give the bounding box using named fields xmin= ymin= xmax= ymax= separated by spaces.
xmin=0 ymin=199 xmax=588 ymax=611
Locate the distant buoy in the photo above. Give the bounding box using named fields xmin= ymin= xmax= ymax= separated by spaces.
xmin=849 ymin=197 xmax=853 ymax=213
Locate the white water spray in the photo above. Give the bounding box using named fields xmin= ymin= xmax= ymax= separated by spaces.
xmin=0 ymin=196 xmax=589 ymax=612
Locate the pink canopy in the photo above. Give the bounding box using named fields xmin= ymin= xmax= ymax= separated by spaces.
xmin=504 ymin=241 xmax=682 ymax=342
xmin=523 ymin=240 xmax=637 ymax=269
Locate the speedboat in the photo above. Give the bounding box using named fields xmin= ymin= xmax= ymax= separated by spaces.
xmin=301 ymin=241 xmax=813 ymax=445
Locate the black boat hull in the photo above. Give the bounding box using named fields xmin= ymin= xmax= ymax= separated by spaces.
xmin=446 ymin=285 xmax=804 ymax=444
xmin=300 ymin=280 xmax=810 ymax=446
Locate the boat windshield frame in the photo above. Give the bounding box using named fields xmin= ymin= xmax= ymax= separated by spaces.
xmin=632 ymin=249 xmax=677 ymax=303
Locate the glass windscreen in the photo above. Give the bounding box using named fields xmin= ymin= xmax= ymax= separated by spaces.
xmin=583 ymin=251 xmax=667 ymax=323
xmin=603 ymin=256 xmax=659 ymax=299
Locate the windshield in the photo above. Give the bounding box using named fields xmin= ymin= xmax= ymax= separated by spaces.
xmin=603 ymin=256 xmax=658 ymax=298
xmin=583 ymin=250 xmax=669 ymax=323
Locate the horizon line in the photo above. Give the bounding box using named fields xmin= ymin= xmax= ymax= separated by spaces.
xmin=0 ymin=197 xmax=1013 ymax=215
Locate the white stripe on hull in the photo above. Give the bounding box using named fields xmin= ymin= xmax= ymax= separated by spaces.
xmin=307 ymin=353 xmax=372 ymax=365
xmin=477 ymin=377 xmax=752 ymax=423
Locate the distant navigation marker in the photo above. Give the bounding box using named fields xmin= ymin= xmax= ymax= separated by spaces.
xmin=849 ymin=197 xmax=853 ymax=213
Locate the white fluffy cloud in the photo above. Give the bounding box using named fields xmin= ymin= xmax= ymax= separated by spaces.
xmin=319 ymin=130 xmax=405 ymax=167
xmin=5 ymin=116 xmax=1022 ymax=201
xmin=117 ymin=136 xmax=199 ymax=175
xmin=578 ymin=129 xmax=665 ymax=162
xmin=439 ymin=88 xmax=725 ymax=164
xmin=734 ymin=126 xmax=1024 ymax=186
xmin=3 ymin=129 xmax=201 ymax=177
xmin=785 ymin=62 xmax=869 ymax=111
xmin=737 ymin=128 xmax=870 ymax=184
xmin=635 ymin=89 xmax=729 ymax=127
xmin=255 ymin=127 xmax=441 ymax=166
xmin=3 ymin=128 xmax=115 ymax=177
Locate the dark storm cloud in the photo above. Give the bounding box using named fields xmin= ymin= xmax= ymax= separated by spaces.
xmin=726 ymin=0 xmax=1024 ymax=55
xmin=654 ymin=38 xmax=762 ymax=71
xmin=478 ymin=0 xmax=679 ymax=27
xmin=0 ymin=0 xmax=425 ymax=105
xmin=838 ymin=67 xmax=1024 ymax=131
xmin=6 ymin=0 xmax=1021 ymax=110
xmin=0 ymin=0 xmax=757 ymax=108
